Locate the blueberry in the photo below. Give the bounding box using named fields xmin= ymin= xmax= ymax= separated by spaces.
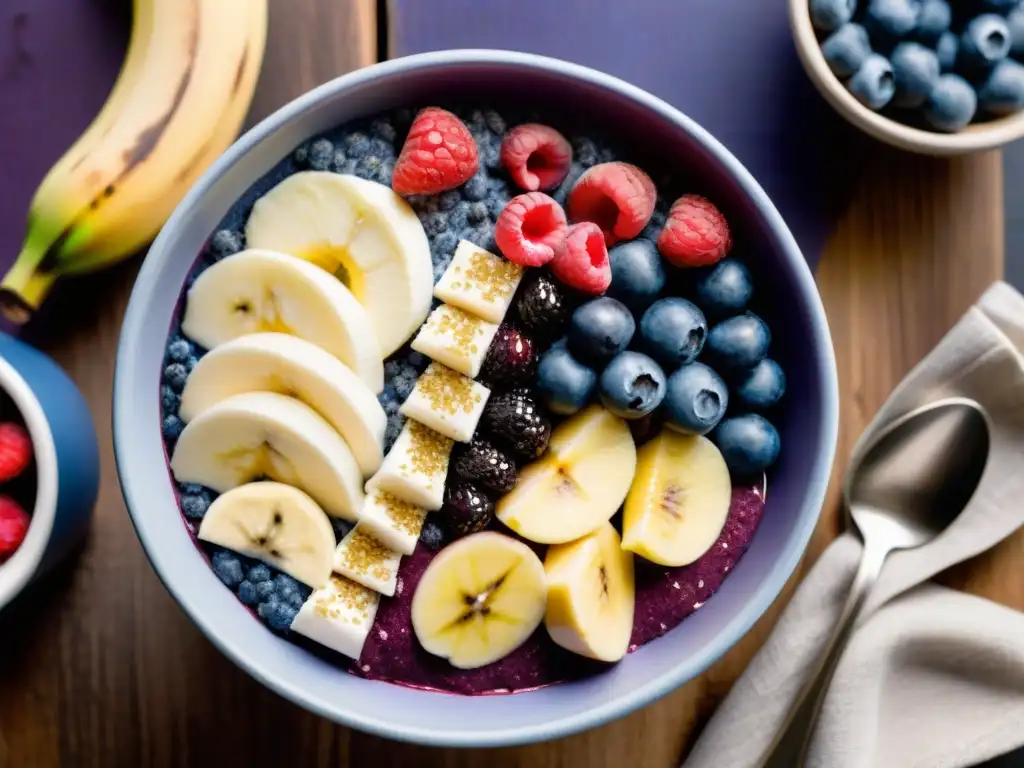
xmin=238 ymin=580 xmax=259 ymax=606
xmin=733 ymin=359 xmax=787 ymax=410
xmin=210 ymin=229 xmax=244 ymax=258
xmin=925 ymin=74 xmax=978 ymax=130
xmin=598 ymin=352 xmax=666 ymax=420
xmin=606 ymin=239 xmax=666 ymax=313
xmin=293 ymin=143 xmax=309 ymax=165
xmin=371 ymin=117 xmax=397 ymax=143
xmin=211 ymin=550 xmax=245 ymax=588
xmin=572 ymin=137 xmax=600 ymax=168
xmin=890 ymin=42 xmax=941 ymax=107
xmin=1009 ymin=3 xmax=1024 ymax=58
xmin=420 ymin=211 xmax=448 ymax=237
xmin=161 ymin=384 xmax=180 ymax=414
xmin=467 ymin=201 xmax=489 ymax=224
xmin=164 ymin=362 xmax=188 ymax=392
xmin=181 ymin=491 xmax=211 ymax=520
xmin=639 ymin=298 xmax=708 ymax=369
xmin=810 ymin=0 xmax=857 ymax=33
xmin=694 ymin=259 xmax=754 ymax=319
xmin=256 ymin=579 xmax=277 ymax=601
xmin=484 ymin=109 xmax=507 ymax=135
xmin=914 ymin=0 xmax=950 ymax=43
xmin=822 ymin=23 xmax=873 ymax=78
xmin=273 ymin=574 xmax=301 ymax=604
xmin=568 ymin=297 xmax=636 ymax=366
xmin=484 ymin=193 xmax=505 ymax=221
xmin=305 ymin=138 xmax=333 ymax=171
xmin=982 ymin=0 xmax=1019 ymax=11
xmin=712 ymin=414 xmax=781 ymax=479
xmin=419 ymin=519 xmax=447 ymax=550
xmin=247 ymin=563 xmax=272 ymax=583
xmin=331 ymin=517 xmax=354 ymax=541
xmin=393 ymin=369 xmax=418 ymax=400
xmin=978 ymin=58 xmax=1024 ymax=113
xmin=865 ymin=0 xmax=921 ymax=41
xmin=848 ymin=54 xmax=897 ymax=109
xmin=181 ymin=483 xmax=205 ymax=495
xmin=704 ymin=312 xmax=771 ymax=371
xmin=431 ymin=230 xmax=459 ymax=262
xmin=961 ymin=14 xmax=1011 ymax=69
xmin=663 ymin=363 xmax=729 ymax=435
xmin=447 ymin=205 xmax=468 ymax=233
xmin=536 ymin=342 xmax=598 ymax=415
xmin=937 ymin=30 xmax=959 ymax=72
xmin=259 ymin=599 xmax=298 ymax=632
xmin=162 ymin=414 xmax=184 ymax=442
xmin=344 ymin=131 xmax=371 ymax=158
xmin=167 ymin=338 xmax=191 ymax=363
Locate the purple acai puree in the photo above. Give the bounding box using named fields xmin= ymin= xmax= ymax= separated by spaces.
xmin=349 ymin=483 xmax=765 ymax=695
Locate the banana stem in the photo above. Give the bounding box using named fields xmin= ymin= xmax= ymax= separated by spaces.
xmin=0 ymin=240 xmax=59 ymax=324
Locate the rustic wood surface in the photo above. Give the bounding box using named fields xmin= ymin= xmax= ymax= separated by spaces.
xmin=0 ymin=1 xmax=1014 ymax=766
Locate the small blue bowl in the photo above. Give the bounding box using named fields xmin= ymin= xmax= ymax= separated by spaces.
xmin=0 ymin=333 xmax=99 ymax=611
xmin=113 ymin=50 xmax=838 ymax=747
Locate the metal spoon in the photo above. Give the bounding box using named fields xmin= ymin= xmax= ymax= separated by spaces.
xmin=759 ymin=397 xmax=990 ymax=767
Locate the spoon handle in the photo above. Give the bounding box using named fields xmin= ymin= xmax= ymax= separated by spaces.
xmin=757 ymin=537 xmax=891 ymax=768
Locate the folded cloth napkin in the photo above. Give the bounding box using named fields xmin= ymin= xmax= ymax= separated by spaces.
xmin=685 ymin=281 xmax=1024 ymax=768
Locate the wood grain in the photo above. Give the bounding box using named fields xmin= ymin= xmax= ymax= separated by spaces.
xmin=0 ymin=1 xmax=1012 ymax=766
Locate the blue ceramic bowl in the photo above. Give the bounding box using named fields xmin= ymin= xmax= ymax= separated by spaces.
xmin=113 ymin=50 xmax=838 ymax=747
xmin=0 ymin=333 xmax=99 ymax=611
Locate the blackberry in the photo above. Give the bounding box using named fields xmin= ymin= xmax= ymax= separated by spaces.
xmin=482 ymin=388 xmax=552 ymax=459
xmin=480 ymin=325 xmax=536 ymax=387
xmin=419 ymin=519 xmax=447 ymax=550
xmin=210 ymin=229 xmax=245 ymax=258
xmin=516 ymin=273 xmax=569 ymax=336
xmin=452 ymin=439 xmax=518 ymax=493
xmin=439 ymin=481 xmax=494 ymax=538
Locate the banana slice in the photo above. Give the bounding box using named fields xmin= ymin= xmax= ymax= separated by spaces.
xmin=399 ymin=362 xmax=491 ymax=443
xmin=332 ymin=524 xmax=402 ymax=596
xmin=410 ymin=304 xmax=500 ymax=379
xmin=291 ymin=574 xmax=380 ymax=661
xmin=622 ymin=431 xmax=732 ymax=567
xmin=433 ymin=240 xmax=524 ymax=324
xmin=358 ymin=488 xmax=428 ymax=556
xmin=181 ymin=248 xmax=384 ymax=393
xmin=179 ymin=333 xmax=386 ymax=477
xmin=245 ymin=172 xmax=433 ymax=356
xmin=366 ymin=419 xmax=453 ymax=511
xmin=411 ymin=532 xmax=547 ymax=670
xmin=170 ymin=391 xmax=364 ymax=521
xmin=197 ymin=482 xmax=336 ymax=589
xmin=544 ymin=521 xmax=635 ymax=662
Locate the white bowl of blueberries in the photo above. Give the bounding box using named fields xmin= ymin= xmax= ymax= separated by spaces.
xmin=791 ymin=0 xmax=1024 ymax=153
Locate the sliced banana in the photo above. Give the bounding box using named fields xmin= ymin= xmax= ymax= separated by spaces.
xmin=170 ymin=391 xmax=364 ymax=521
xmin=399 ymin=362 xmax=491 ymax=443
xmin=410 ymin=304 xmax=500 ymax=379
xmin=433 ymin=239 xmax=524 ymax=324
xmin=358 ymin=488 xmax=428 ymax=556
xmin=198 ymin=482 xmax=336 ymax=589
xmin=182 ymin=248 xmax=384 ymax=393
xmin=411 ymin=532 xmax=547 ymax=670
xmin=291 ymin=574 xmax=380 ymax=661
xmin=366 ymin=419 xmax=453 ymax=511
xmin=332 ymin=524 xmax=402 ymax=596
xmin=245 ymin=172 xmax=433 ymax=356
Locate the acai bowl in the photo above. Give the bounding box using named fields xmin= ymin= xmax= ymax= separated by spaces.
xmin=113 ymin=50 xmax=838 ymax=747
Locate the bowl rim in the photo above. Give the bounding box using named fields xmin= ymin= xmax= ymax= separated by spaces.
xmin=788 ymin=0 xmax=1024 ymax=155
xmin=114 ymin=48 xmax=840 ymax=746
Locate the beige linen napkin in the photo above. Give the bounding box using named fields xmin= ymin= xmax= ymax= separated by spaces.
xmin=685 ymin=281 xmax=1024 ymax=768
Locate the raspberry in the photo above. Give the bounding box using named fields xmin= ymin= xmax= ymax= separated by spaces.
xmin=391 ymin=107 xmax=479 ymax=195
xmin=0 ymin=496 xmax=29 ymax=558
xmin=480 ymin=325 xmax=536 ymax=387
xmin=0 ymin=423 xmax=32 ymax=483
xmin=494 ymin=192 xmax=568 ymax=267
xmin=550 ymin=221 xmax=611 ymax=295
xmin=658 ymin=194 xmax=732 ymax=267
xmin=500 ymin=123 xmax=573 ymax=192
xmin=566 ymin=162 xmax=656 ymax=246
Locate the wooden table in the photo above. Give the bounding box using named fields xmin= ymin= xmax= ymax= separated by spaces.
xmin=1 ymin=1 xmax=1019 ymax=765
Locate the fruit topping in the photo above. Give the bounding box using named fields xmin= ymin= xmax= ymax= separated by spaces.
xmin=399 ymin=362 xmax=491 ymax=443
xmin=358 ymin=488 xmax=428 ymax=556
xmin=0 ymin=423 xmax=32 ymax=483
xmin=496 ymin=405 xmax=636 ymax=544
xmin=391 ymin=107 xmax=479 ymax=195
xmin=733 ymin=358 xmax=787 ymax=411
xmin=606 ymin=238 xmax=666 ymax=313
xmin=598 ymin=351 xmax=667 ymax=420
xmin=978 ymin=60 xmax=1024 ymax=116
xmin=566 ymin=162 xmax=656 ymax=245
xmin=810 ymin=0 xmax=855 ymax=33
xmin=821 ymin=23 xmax=872 ymax=79
xmin=959 ymin=13 xmax=1011 ymax=70
xmin=864 ymin=0 xmax=920 ymax=41
xmin=568 ymin=297 xmax=635 ymax=366
xmin=544 ymin=521 xmax=635 ymax=662
xmin=367 ymin=420 xmax=453 ymax=511
xmin=639 ymin=297 xmax=708 ymax=369
xmin=663 ymin=363 xmax=729 ymax=435
xmin=480 ymin=324 xmax=536 ymax=388
xmin=550 ymin=221 xmax=612 ymax=295
xmin=622 ymin=431 xmax=732 ymax=567
xmin=515 ymin=272 xmax=570 ymax=336
xmin=849 ymin=53 xmax=897 ymax=110
xmin=411 ymin=304 xmax=501 ymax=379
xmin=0 ymin=496 xmax=29 ymax=559
xmin=693 ymin=258 xmax=753 ymax=319
xmin=704 ymin=312 xmax=771 ymax=372
xmin=419 ymin=519 xmax=448 ymax=551
xmin=333 ymin=525 xmax=402 ymax=596
xmin=411 ymin=532 xmax=548 ymax=669
xmin=712 ymin=414 xmax=781 ymax=480
xmin=536 ymin=340 xmax=598 ymax=415
xmin=500 ymin=123 xmax=573 ymax=192
xmin=494 ymin=192 xmax=569 ymax=267
xmin=451 ymin=438 xmax=518 ymax=494
xmin=482 ymin=387 xmax=552 ymax=460
xmin=657 ymin=194 xmax=732 ymax=268
xmin=439 ymin=480 xmax=495 ymax=538
xmin=890 ymin=42 xmax=940 ymax=109
xmin=291 ymin=574 xmax=381 ymax=660
xmin=433 ymin=240 xmax=525 ymax=324
xmin=925 ymin=74 xmax=978 ymax=132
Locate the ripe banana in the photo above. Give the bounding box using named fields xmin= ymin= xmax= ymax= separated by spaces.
xmin=0 ymin=0 xmax=268 ymax=322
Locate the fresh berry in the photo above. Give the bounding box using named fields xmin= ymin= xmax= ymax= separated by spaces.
xmin=0 ymin=496 xmax=29 ymax=558
xmin=925 ymin=74 xmax=978 ymax=131
xmin=694 ymin=259 xmax=754 ymax=319
xmin=248 ymin=563 xmax=272 ymax=583
xmin=640 ymin=297 xmax=708 ymax=368
xmin=238 ymin=580 xmax=259 ymax=606
xmin=914 ymin=0 xmax=950 ymax=44
xmin=161 ymin=385 xmax=180 ymax=414
xmin=810 ymin=0 xmax=856 ymax=33
xmin=734 ymin=358 xmax=787 ymax=411
xmin=566 ymin=162 xmax=656 ymax=245
xmin=821 ymin=23 xmax=873 ymax=79
xmin=391 ymin=107 xmax=479 ymax=195
xmin=494 ymin=192 xmax=568 ymax=267
xmin=978 ymin=59 xmax=1024 ymax=115
xmin=1010 ymin=4 xmax=1024 ymax=58
xmin=606 ymin=238 xmax=666 ymax=313
xmin=483 ymin=388 xmax=552 ymax=459
xmin=308 ymin=138 xmax=334 ymax=171
xmin=259 ymin=599 xmax=299 ymax=632
xmin=598 ymin=351 xmax=666 ymax=420
xmin=162 ymin=414 xmax=184 ymax=442
xmin=210 ymin=229 xmax=244 ymax=258
xmin=960 ymin=14 xmax=1011 ymax=70
xmin=516 ymin=272 xmax=569 ymax=335
xmin=181 ymin=489 xmax=212 ymax=520
xmin=419 ymin=519 xmax=447 ymax=550
xmin=664 ymin=363 xmax=729 ymax=435
xmin=890 ymin=42 xmax=940 ymax=108
xmin=865 ymin=0 xmax=922 ymax=42
xmin=500 ymin=123 xmax=574 ymax=192
xmin=274 ymin=573 xmax=307 ymax=609
xmin=711 ymin=414 xmax=781 ymax=480
xmin=439 ymin=481 xmax=495 ymax=538
xmin=848 ymin=54 xmax=897 ymax=110
xmin=164 ymin=362 xmax=189 ymax=392
xmin=0 ymin=423 xmax=31 ymax=483
xmin=480 ymin=325 xmax=536 ymax=387
xmin=452 ymin=438 xmax=518 ymax=493
xmin=937 ymin=31 xmax=959 ymax=72
xmin=536 ymin=340 xmax=598 ymax=415
xmin=657 ymin=194 xmax=732 ymax=268
xmin=212 ymin=550 xmax=246 ymax=588
xmin=705 ymin=312 xmax=771 ymax=372
xmin=568 ymin=297 xmax=635 ymax=366
xmin=167 ymin=338 xmax=192 ymax=363
xmin=551 ymin=222 xmax=611 ymax=295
